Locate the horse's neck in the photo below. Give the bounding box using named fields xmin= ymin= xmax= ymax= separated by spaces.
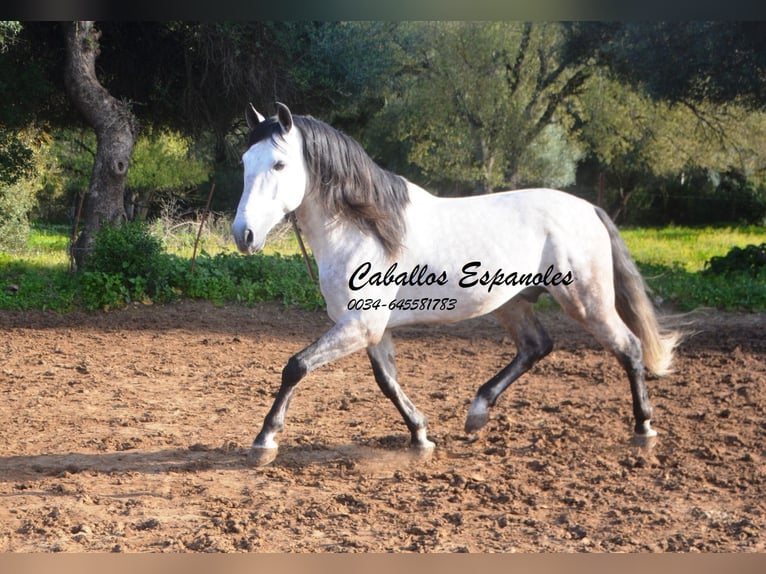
xmin=293 ymin=194 xmax=368 ymax=265
xmin=293 ymin=182 xmax=433 ymax=266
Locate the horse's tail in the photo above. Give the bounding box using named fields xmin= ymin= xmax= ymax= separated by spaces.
xmin=595 ymin=207 xmax=681 ymax=377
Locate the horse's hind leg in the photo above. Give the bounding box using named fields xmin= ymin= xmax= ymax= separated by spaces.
xmin=465 ymin=296 xmax=553 ymax=434
xmin=588 ymin=314 xmax=655 ymax=440
xmin=554 ymin=289 xmax=655 ymax=440
xmin=367 ymin=331 xmax=435 ymax=449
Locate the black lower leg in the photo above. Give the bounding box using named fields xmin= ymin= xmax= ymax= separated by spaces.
xmin=466 ymin=327 xmax=552 ymax=434
xmin=617 ymin=350 xmax=654 ymax=434
xmin=476 ymin=351 xmax=542 ymax=408
xmin=255 ymin=354 xmax=306 ymax=442
xmin=367 ymin=336 xmax=431 ymax=445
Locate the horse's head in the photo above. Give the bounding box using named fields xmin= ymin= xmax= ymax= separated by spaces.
xmin=232 ymin=103 xmax=307 ymax=253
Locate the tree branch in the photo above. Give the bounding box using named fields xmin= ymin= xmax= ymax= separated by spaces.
xmin=505 ymin=22 xmax=531 ymax=95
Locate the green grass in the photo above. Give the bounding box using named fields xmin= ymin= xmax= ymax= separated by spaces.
xmin=621 ymin=225 xmax=766 ymax=273
xmin=1 ymin=223 xmax=764 ymax=313
xmin=621 ymin=226 xmax=766 ymax=311
xmin=0 ymin=224 xmax=77 ymax=311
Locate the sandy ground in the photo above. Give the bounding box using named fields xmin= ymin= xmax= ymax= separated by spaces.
xmin=0 ymin=300 xmax=764 ymax=552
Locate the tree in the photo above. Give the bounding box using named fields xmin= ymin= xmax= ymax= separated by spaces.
xmin=63 ymin=21 xmax=138 ymax=268
xmin=576 ymin=69 xmax=766 ymax=223
xmin=370 ymin=22 xmax=590 ymax=194
xmin=3 ymin=22 xmax=383 ymax=235
xmin=126 ymin=128 xmax=210 ymax=220
xmin=600 ymin=22 xmax=766 ymax=110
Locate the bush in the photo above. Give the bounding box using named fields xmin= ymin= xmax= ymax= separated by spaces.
xmin=640 ymin=261 xmax=766 ymax=312
xmin=704 ymin=243 xmax=766 ymax=277
xmin=73 ymin=221 xmax=324 ymax=311
xmin=0 ymin=129 xmax=43 ymax=252
xmin=0 ymin=178 xmax=33 ymax=252
xmin=83 ymin=222 xmax=163 ymax=276
xmin=181 ymin=251 xmax=324 ymax=309
xmin=79 ymin=222 xmax=176 ymax=309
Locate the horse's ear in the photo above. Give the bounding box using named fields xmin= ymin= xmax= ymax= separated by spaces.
xmin=275 ymin=102 xmax=293 ymax=133
xmin=246 ymin=103 xmax=265 ymax=129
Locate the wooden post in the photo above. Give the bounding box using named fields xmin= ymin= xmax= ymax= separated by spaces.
xmin=190 ymin=183 xmax=216 ymax=274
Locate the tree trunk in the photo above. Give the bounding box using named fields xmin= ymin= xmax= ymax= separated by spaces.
xmin=64 ymin=21 xmax=138 ymax=269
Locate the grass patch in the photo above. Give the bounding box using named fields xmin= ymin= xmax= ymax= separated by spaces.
xmin=638 ymin=262 xmax=766 ymax=311
xmin=0 ymin=254 xmax=77 ymax=311
xmin=622 ymin=226 xmax=766 ymax=311
xmin=621 ymin=225 xmax=765 ymax=273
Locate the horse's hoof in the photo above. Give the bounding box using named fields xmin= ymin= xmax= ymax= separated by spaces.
xmin=408 ymin=444 xmax=435 ymax=462
xmin=465 ymin=398 xmax=490 ymax=433
xmin=631 ymin=423 xmax=658 ymax=450
xmin=411 ymin=428 xmax=436 ymax=451
xmin=408 ymin=434 xmax=436 ymax=461
xmin=632 ymin=434 xmax=658 ymax=449
xmin=464 ymin=411 xmax=489 ymax=434
xmin=410 ymin=440 xmax=436 ymax=452
xmin=246 ymin=446 xmax=278 ymax=467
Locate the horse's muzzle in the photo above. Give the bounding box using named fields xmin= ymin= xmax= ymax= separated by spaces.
xmin=232 ymin=219 xmax=263 ymax=254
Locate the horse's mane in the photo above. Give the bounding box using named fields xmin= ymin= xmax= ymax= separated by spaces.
xmin=250 ymin=114 xmax=410 ymax=256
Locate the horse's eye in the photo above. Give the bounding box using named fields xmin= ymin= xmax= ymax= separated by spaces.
xmin=274 ymin=161 xmax=286 ymax=171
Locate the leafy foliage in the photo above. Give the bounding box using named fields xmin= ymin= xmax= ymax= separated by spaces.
xmin=70 ymin=222 xmax=323 ymax=311
xmin=601 ymin=22 xmax=766 ymax=110
xmin=126 ymin=128 xmax=211 ymax=219
xmin=705 ymin=244 xmax=766 ymax=277
xmin=78 ymin=222 xmax=171 ymax=309
xmin=0 ymin=130 xmax=34 ymax=186
xmin=369 ymin=22 xmax=589 ymax=194
xmin=622 ymin=227 xmax=766 ymax=312
xmin=182 ymin=252 xmax=323 ymax=309
xmin=0 ymin=129 xmax=50 ymax=252
xmin=576 ymin=70 xmax=766 ymax=224
xmin=639 ymin=263 xmax=766 ymax=312
xmin=0 ymin=177 xmax=35 ymax=252
xmin=3 ymin=224 xmax=763 ymax=313
xmin=83 ymin=222 xmax=164 ymax=278
xmin=2 ymin=21 xmax=766 ymax=271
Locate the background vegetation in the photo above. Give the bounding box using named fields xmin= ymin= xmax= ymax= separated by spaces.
xmin=1 ymin=21 xmax=764 ymax=313
xmin=1 ymin=223 xmax=763 ymax=313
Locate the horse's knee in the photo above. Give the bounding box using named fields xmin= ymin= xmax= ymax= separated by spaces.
xmin=518 ymin=330 xmax=553 ymax=368
xmin=537 ymin=331 xmax=554 ymax=359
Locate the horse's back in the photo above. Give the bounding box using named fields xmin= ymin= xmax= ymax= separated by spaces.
xmin=406 ymin=185 xmax=607 ymax=256
xmin=368 ymin=185 xmax=615 ymax=327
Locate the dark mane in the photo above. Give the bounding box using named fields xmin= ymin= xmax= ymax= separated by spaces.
xmin=249 ymin=114 xmax=410 ymax=255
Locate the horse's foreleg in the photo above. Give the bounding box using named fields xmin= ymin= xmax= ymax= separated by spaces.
xmin=248 ymin=319 xmax=370 ymax=466
xmin=367 ymin=332 xmax=434 ymax=450
xmin=465 ymin=298 xmax=553 ymax=434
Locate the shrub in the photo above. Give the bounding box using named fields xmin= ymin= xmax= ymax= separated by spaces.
xmin=83 ymin=222 xmax=163 ymax=276
xmin=704 ymin=243 xmax=766 ymax=277
xmin=73 ymin=221 xmax=324 ymax=311
xmin=0 ymin=129 xmax=45 ymax=252
xmin=79 ymin=222 xmax=176 ymax=308
xmin=0 ymin=178 xmax=33 ymax=252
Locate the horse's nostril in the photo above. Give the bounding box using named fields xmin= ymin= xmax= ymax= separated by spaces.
xmin=245 ymin=229 xmax=254 ymax=246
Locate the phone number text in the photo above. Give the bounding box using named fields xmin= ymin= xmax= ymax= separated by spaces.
xmin=346 ymin=297 xmax=458 ymax=312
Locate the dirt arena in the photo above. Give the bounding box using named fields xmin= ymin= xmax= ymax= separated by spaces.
xmin=0 ymin=300 xmax=764 ymax=552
